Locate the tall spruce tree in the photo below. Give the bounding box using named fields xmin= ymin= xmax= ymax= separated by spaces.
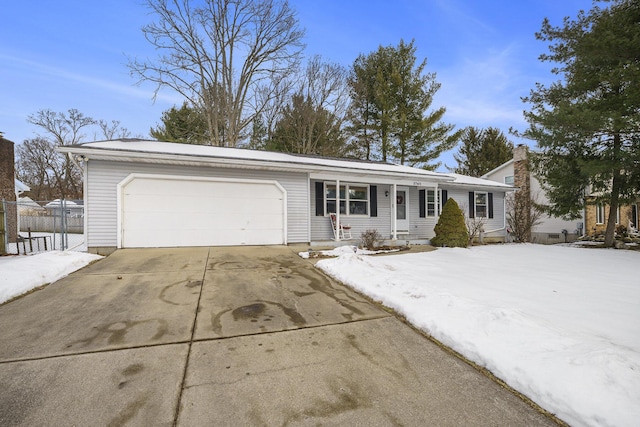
xmin=452 ymin=127 xmax=514 ymax=177
xmin=150 ymin=102 xmax=209 ymax=144
xmin=347 ymin=40 xmax=460 ymax=169
xmin=521 ymin=0 xmax=640 ymax=247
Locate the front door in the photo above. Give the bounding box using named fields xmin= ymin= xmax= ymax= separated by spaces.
xmin=396 ymin=186 xmax=409 ymax=233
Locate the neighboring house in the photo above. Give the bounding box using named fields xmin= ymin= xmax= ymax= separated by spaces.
xmin=15 ymin=179 xmax=30 ymax=198
xmin=17 ymin=197 xmax=45 ymax=215
xmin=44 ymin=199 xmax=84 ymax=217
xmin=585 ymin=194 xmax=639 ymax=237
xmin=484 ymin=145 xmax=640 ymax=242
xmin=59 ymin=139 xmax=513 ymax=254
xmin=483 ymin=145 xmax=584 ymax=244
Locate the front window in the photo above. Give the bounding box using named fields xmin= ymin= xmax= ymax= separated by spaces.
xmin=475 ymin=192 xmax=488 ymax=218
xmin=325 ymin=183 xmax=369 ymax=216
xmin=427 ymin=190 xmax=436 ymax=217
xmin=348 ymin=186 xmax=368 ymax=215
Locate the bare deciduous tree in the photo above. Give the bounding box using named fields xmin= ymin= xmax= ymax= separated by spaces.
xmin=96 ymin=120 xmax=133 ymax=140
xmin=506 ymin=190 xmax=544 ymax=243
xmin=17 ymin=109 xmax=134 ymax=200
xmin=461 ymin=202 xmax=486 ymax=245
xmin=22 ymin=109 xmax=96 ymax=199
xmin=129 ymin=0 xmax=305 ymax=147
xmin=266 ymin=56 xmax=349 ymax=156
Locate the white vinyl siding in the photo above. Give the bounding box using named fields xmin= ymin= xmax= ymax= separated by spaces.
xmin=86 ymin=160 xmax=308 ymax=249
xmin=311 ymin=182 xmax=390 ymax=240
xmin=310 ymin=183 xmax=436 ymax=241
xmin=442 ymin=187 xmax=506 ymax=238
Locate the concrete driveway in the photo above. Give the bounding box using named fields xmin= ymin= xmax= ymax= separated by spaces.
xmin=0 ymin=246 xmax=558 ymax=426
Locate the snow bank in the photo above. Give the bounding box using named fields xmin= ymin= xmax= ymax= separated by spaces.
xmin=316 ymin=244 xmax=640 ymax=427
xmin=0 ymin=251 xmax=102 ymax=304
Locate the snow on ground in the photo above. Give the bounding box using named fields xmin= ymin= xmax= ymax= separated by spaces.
xmin=0 ymin=251 xmax=102 ymax=305
xmin=316 ymin=244 xmax=640 ymax=427
xmin=298 ymin=245 xmax=401 ymax=258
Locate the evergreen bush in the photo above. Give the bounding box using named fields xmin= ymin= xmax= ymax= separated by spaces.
xmin=431 ymin=198 xmax=469 ymax=248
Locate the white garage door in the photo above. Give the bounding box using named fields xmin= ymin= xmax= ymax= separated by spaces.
xmin=120 ymin=175 xmax=286 ymax=248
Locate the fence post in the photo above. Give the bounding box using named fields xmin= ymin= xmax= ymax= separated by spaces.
xmin=62 ymin=198 xmax=68 ymax=250
xmin=0 ymin=199 xmax=6 ymax=255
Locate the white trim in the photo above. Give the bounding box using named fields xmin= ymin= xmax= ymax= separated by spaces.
xmin=396 ymin=186 xmax=410 ymax=234
xmin=391 ymin=184 xmax=397 ymax=240
xmin=116 ymin=173 xmax=287 ymax=248
xmin=481 ymin=159 xmax=514 ymax=178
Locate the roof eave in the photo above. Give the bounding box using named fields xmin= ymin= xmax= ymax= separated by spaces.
xmin=58 ymin=145 xmax=453 ymax=183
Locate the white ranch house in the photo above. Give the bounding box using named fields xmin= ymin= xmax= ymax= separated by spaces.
xmin=59 ymin=139 xmax=513 ymax=254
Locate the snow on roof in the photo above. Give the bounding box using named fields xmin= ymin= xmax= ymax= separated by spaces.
xmin=15 ymin=178 xmax=30 ymax=193
xmin=444 ymin=173 xmax=514 ymax=189
xmin=44 ymin=199 xmax=80 ymax=207
xmin=61 ymin=139 xmax=515 ymax=190
xmin=63 ymin=139 xmax=449 ymax=179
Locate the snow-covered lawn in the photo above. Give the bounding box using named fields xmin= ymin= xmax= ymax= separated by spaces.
xmin=0 ymin=251 xmax=102 ymax=305
xmin=316 ymin=244 xmax=640 ymax=427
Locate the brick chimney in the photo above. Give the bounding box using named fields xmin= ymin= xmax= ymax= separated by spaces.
xmin=513 ymin=144 xmax=530 ymax=192
xmin=0 ymin=137 xmax=18 ymax=246
xmin=513 ymin=144 xmax=531 ymax=241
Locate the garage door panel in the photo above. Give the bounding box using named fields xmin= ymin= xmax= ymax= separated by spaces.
xmin=121 ymin=176 xmax=286 ymax=248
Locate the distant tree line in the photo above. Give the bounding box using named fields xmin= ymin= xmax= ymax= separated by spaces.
xmin=15 ymin=109 xmax=133 ymax=200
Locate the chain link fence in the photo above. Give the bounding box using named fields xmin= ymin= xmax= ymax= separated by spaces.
xmin=1 ymin=198 xmax=85 ymax=255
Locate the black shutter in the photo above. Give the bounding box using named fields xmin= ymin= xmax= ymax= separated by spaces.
xmin=315 ymin=181 xmax=324 ymax=216
xmin=370 ymin=186 xmax=377 ymax=217
xmin=488 ymin=192 xmax=494 ymax=219
xmin=442 ymin=189 xmax=448 ymax=203
xmin=419 ymin=189 xmax=426 ymax=218
xmin=469 ymin=192 xmax=475 ymax=218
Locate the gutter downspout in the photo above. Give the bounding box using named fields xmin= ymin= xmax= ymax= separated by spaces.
xmin=335 ymin=179 xmax=340 ymax=242
xmin=483 ymin=192 xmax=508 ymax=235
xmin=67 ymin=152 xmax=88 ymax=251
xmin=391 ymin=183 xmax=397 ymax=241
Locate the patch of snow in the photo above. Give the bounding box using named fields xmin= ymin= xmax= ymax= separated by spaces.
xmin=0 ymin=251 xmax=102 ymax=305
xmin=316 ymin=244 xmax=640 ymax=427
xmin=298 ymin=245 xmax=400 ymax=258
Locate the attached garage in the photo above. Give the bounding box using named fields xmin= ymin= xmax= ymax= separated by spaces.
xmin=118 ymin=174 xmax=286 ymax=248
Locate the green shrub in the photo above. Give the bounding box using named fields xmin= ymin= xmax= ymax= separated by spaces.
xmin=431 ymin=198 xmax=469 ymax=248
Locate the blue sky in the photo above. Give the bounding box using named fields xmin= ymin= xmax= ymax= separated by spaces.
xmin=2 ymin=0 xmax=594 ymax=171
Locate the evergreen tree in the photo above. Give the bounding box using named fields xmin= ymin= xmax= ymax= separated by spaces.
xmin=150 ymin=102 xmax=209 ymax=144
xmin=521 ymin=0 xmax=640 ymax=247
xmin=452 ymin=127 xmax=514 ymax=176
xmin=266 ymin=94 xmax=346 ymax=157
xmin=431 ymin=198 xmax=469 ymax=248
xmin=347 ymin=39 xmax=460 ymax=169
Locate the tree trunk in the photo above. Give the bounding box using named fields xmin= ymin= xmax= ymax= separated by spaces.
xmin=604 ymin=133 xmax=622 ymax=247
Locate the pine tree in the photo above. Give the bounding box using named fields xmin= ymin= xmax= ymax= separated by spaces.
xmin=347 ymin=40 xmax=460 ymax=169
xmin=453 ymin=127 xmax=514 ymax=177
xmin=521 ymin=0 xmax=640 ymax=247
xmin=150 ymin=102 xmax=209 ymax=144
xmin=431 ymin=198 xmax=469 ymax=248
